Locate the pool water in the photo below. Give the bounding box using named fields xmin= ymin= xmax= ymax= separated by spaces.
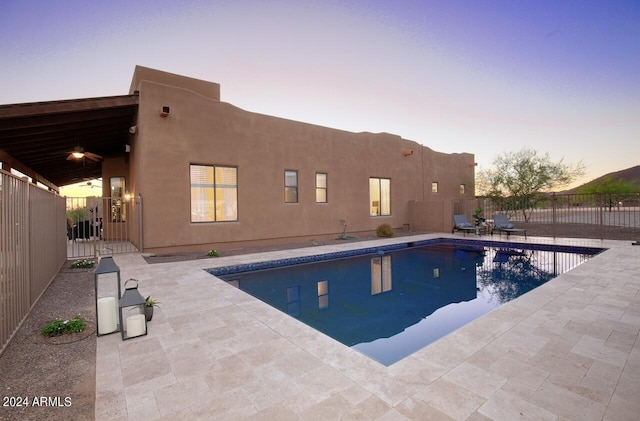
xmin=217 ymin=242 xmax=600 ymax=365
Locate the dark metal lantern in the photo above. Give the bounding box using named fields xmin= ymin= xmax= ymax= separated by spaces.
xmin=93 ymin=257 xmax=121 ymax=336
xmin=118 ymin=279 xmax=147 ymax=340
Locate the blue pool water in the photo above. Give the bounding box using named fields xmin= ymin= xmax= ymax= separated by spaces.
xmin=210 ymin=239 xmax=602 ymax=365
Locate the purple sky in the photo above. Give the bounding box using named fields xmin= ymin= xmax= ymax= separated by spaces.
xmin=2 ymin=0 xmax=639 ymax=189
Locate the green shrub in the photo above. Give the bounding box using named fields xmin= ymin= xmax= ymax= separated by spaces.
xmin=376 ymin=223 xmax=395 ymax=238
xmin=41 ymin=315 xmax=86 ymax=337
xmin=207 ymin=249 xmax=219 ymax=257
xmin=70 ymin=259 xmax=94 ymax=269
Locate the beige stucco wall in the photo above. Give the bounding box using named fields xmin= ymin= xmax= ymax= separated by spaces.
xmin=125 ymin=68 xmax=474 ymax=253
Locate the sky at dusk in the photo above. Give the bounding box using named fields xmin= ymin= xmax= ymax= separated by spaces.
xmin=2 ymin=0 xmax=639 ymax=192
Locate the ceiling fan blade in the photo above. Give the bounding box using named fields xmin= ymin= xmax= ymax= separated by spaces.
xmin=66 ymin=153 xmax=75 ymax=160
xmin=84 ymin=152 xmax=103 ymax=162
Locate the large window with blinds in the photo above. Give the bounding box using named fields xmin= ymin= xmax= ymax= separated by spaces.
xmin=190 ymin=164 xmax=238 ymax=222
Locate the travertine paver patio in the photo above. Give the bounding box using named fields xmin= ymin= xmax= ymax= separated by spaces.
xmin=95 ymin=234 xmax=640 ymax=420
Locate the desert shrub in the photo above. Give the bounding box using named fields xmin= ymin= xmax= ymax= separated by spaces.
xmin=70 ymin=259 xmax=94 ymax=269
xmin=41 ymin=315 xmax=86 ymax=337
xmin=376 ymin=223 xmax=395 ymax=238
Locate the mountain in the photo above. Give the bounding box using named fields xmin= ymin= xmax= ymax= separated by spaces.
xmin=564 ymin=165 xmax=640 ymax=193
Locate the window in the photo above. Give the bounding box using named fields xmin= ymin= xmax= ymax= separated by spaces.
xmin=432 ymin=182 xmax=439 ymax=193
xmin=369 ymin=178 xmax=391 ymax=216
xmin=190 ymin=164 xmax=238 ymax=222
xmin=315 ymin=173 xmax=327 ymax=203
xmin=285 ymin=170 xmax=298 ymax=203
xmin=110 ymin=177 xmax=126 ymax=222
xmin=460 ymin=184 xmax=466 ymax=194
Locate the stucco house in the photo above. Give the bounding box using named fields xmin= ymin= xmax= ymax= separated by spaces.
xmin=1 ymin=66 xmax=475 ymax=254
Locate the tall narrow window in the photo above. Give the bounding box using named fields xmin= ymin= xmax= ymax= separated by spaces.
xmin=190 ymin=164 xmax=238 ymax=222
xmin=110 ymin=177 xmax=126 ymax=222
xmin=369 ymin=177 xmax=391 ymax=216
xmin=285 ymin=170 xmax=298 ymax=203
xmin=315 ymin=173 xmax=327 ymax=203
xmin=432 ymin=182 xmax=439 ymax=193
xmin=460 ymin=184 xmax=466 ymax=194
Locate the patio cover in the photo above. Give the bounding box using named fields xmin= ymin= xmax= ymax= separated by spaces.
xmin=0 ymin=94 xmax=138 ymax=190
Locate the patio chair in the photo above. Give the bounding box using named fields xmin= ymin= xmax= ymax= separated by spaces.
xmin=452 ymin=214 xmax=476 ymax=236
xmin=491 ymin=214 xmax=527 ymax=238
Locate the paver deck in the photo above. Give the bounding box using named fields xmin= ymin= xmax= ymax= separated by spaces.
xmin=95 ymin=234 xmax=640 ymax=420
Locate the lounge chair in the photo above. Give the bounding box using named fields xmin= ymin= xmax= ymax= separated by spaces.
xmin=492 ymin=214 xmax=527 ymax=238
xmin=452 ymin=214 xmax=476 ymax=236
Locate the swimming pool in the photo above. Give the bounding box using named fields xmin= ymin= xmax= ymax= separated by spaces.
xmin=208 ymin=239 xmax=603 ymax=365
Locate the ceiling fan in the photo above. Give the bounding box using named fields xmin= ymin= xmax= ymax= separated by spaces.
xmin=81 ymin=180 xmax=103 ymax=189
xmin=66 ymin=145 xmax=103 ymax=162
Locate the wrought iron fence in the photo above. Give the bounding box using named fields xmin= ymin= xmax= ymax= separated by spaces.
xmin=66 ymin=196 xmax=139 ymax=259
xmin=454 ymin=192 xmax=640 ymax=241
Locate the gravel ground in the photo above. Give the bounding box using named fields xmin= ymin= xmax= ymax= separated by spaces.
xmin=0 ymin=266 xmax=96 ymax=421
xmin=1 ymin=224 xmax=637 ymax=421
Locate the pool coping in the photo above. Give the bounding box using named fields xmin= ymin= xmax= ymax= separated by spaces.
xmin=206 ymin=237 xmax=605 ymax=276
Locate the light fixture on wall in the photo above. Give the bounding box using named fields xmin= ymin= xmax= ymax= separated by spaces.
xmin=129 ymin=126 xmax=137 ymax=134
xmin=403 ymin=150 xmax=414 ymax=157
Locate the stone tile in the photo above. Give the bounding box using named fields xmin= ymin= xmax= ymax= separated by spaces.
xmin=153 ymin=376 xmax=211 ymax=416
xmin=477 ymin=389 xmax=556 ymax=421
xmin=395 ymin=397 xmax=455 ymax=421
xmin=443 ymin=362 xmax=507 ymax=399
xmin=529 ymin=381 xmax=606 ymax=421
xmin=571 ymin=334 xmax=629 ymax=367
xmin=413 ymin=378 xmax=485 ymax=421
xmin=294 ymin=365 xmax=356 ymax=403
xmin=603 ymin=393 xmax=640 ymax=421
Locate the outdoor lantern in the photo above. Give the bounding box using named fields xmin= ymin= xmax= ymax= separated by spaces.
xmin=94 ymin=257 xmax=121 ymax=336
xmin=119 ymin=279 xmax=147 ymax=340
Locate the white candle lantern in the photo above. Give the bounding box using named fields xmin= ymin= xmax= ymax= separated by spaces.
xmin=94 ymin=257 xmax=121 ymax=336
xmin=119 ymin=279 xmax=148 ymax=340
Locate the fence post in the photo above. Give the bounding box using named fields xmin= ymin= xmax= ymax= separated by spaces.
xmin=598 ymin=193 xmax=604 ymax=240
xmin=551 ymin=192 xmax=556 ymax=239
xmin=22 ymin=177 xmax=31 ymax=313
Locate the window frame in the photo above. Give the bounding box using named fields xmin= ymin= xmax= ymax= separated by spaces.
xmin=189 ymin=164 xmax=238 ymax=223
xmin=369 ymin=177 xmax=391 ymax=216
xmin=284 ymin=170 xmax=298 ymax=203
xmin=315 ymin=172 xmax=328 ymax=203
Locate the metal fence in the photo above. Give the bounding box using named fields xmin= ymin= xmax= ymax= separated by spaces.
xmin=66 ymin=196 xmax=140 ymax=259
xmin=1 ymin=170 xmax=66 ymax=356
xmin=454 ymin=192 xmax=640 ymax=240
